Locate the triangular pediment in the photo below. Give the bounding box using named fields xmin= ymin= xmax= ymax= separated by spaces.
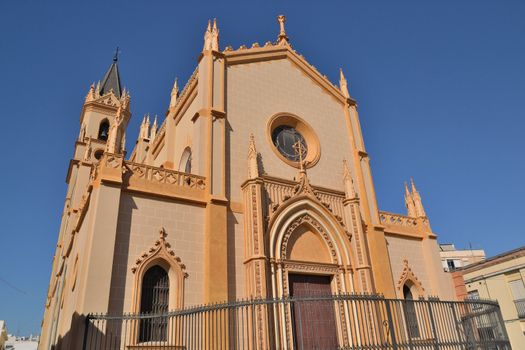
xmin=92 ymin=92 xmax=120 ymax=108
xmin=224 ymin=44 xmax=355 ymax=105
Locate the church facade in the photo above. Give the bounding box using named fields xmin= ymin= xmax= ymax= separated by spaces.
xmin=39 ymin=16 xmax=457 ymax=349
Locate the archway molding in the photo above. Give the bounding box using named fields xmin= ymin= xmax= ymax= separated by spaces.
xmin=130 ymin=228 xmax=188 ymax=313
xmin=397 ymin=259 xmax=425 ymax=298
xmin=266 ymin=195 xmax=356 ymax=348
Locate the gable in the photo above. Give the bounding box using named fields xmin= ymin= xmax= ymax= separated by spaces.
xmin=225 ymin=46 xmax=354 ymax=106
xmin=226 ymin=52 xmax=354 ymax=201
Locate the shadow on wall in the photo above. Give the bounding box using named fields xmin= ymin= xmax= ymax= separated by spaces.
xmin=107 ymin=196 xmax=138 ymax=315
xmin=53 ymin=312 xmax=129 ymax=350
xmin=51 ymin=312 xmax=93 ymax=350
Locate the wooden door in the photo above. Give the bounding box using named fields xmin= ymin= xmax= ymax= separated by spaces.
xmin=289 ymin=274 xmax=338 ymax=350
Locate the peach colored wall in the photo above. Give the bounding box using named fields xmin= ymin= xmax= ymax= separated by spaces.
xmin=226 ymin=59 xmax=355 ymax=201
xmin=172 ymin=98 xmax=201 ymax=173
xmin=82 ymin=109 xmax=114 ymax=139
xmin=386 ymin=236 xmax=432 ymax=297
xmin=228 ymin=211 xmax=245 ymax=300
xmin=108 ymin=193 xmax=206 ymax=314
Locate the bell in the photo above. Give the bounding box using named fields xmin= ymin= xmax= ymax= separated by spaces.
xmin=99 ymin=129 xmax=108 ymax=141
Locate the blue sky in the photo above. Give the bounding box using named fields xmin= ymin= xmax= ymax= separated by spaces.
xmin=0 ymin=0 xmax=524 ymax=336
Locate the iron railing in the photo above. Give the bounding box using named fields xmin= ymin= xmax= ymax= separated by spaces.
xmin=514 ymin=298 xmax=525 ymax=319
xmin=83 ymin=294 xmax=510 ymax=350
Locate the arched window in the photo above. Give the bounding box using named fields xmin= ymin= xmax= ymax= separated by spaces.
xmin=178 ymin=147 xmax=192 ymax=174
xmin=403 ymin=283 xmax=420 ymax=338
xmin=98 ymin=119 xmax=110 ymax=141
xmin=140 ymin=265 xmax=169 ymax=342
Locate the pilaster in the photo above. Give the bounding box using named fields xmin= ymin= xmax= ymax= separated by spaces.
xmin=341 ymin=101 xmax=395 ymax=297
xmin=77 ymin=154 xmax=123 ymax=314
xmin=199 ymin=26 xmax=229 ymax=302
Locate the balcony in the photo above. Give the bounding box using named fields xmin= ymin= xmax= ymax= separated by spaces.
xmin=83 ymin=295 xmax=511 ymax=350
xmin=515 ymin=298 xmax=525 ymax=318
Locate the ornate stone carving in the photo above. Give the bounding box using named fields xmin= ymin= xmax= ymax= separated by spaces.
xmin=131 ymin=228 xmax=188 ymax=278
xmin=397 ymin=259 xmax=424 ymax=293
xmin=280 ymin=214 xmax=338 ymax=264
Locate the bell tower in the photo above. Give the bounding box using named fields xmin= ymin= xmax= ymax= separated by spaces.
xmin=76 ymin=49 xmax=130 ymax=161
xmin=40 ymin=51 xmax=131 ymax=350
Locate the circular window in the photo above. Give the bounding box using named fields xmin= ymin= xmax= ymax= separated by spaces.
xmin=271 ymin=126 xmax=307 ymax=162
xmin=267 ymin=113 xmax=320 ymax=168
xmin=94 ymin=149 xmax=104 ymax=161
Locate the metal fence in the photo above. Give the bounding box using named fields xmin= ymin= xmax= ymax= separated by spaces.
xmin=83 ymin=294 xmax=510 ymax=350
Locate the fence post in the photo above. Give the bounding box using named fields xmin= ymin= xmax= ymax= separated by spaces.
xmin=296 ymin=299 xmax=304 ymax=350
xmin=494 ymin=303 xmax=511 ymax=348
xmin=449 ymin=303 xmax=465 ymax=345
xmin=82 ymin=314 xmax=90 ymax=350
xmin=426 ymin=299 xmax=440 ymax=350
xmin=384 ymin=299 xmax=398 ymax=350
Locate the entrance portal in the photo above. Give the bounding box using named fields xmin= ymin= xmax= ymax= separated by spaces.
xmin=289 ymin=274 xmax=338 ymax=349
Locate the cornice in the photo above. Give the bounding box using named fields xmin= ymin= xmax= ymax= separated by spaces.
xmin=460 ymin=246 xmax=525 ymax=275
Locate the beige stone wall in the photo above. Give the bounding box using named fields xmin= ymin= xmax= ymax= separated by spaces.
xmin=82 ymin=109 xmax=114 ymax=139
xmin=228 ymin=211 xmax=245 ymax=299
xmin=173 ymin=98 xmax=201 ymax=172
xmin=463 ymin=257 xmax=525 ymax=349
xmin=108 ymin=193 xmax=206 ymax=313
xmin=386 ymin=236 xmax=432 ymax=297
xmin=226 ymin=59 xmax=354 ymax=201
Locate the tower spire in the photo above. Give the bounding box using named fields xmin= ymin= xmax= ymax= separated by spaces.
xmin=211 ymin=18 xmax=219 ymax=51
xmin=339 ymin=68 xmax=350 ymax=98
xmin=170 ymin=78 xmax=179 ymax=108
xmin=410 ymin=178 xmax=426 ymax=217
xmin=404 ymin=181 xmax=416 ymax=217
xmin=100 ymin=49 xmax=123 ymax=98
xmin=113 ymin=46 xmax=120 ymax=62
xmin=277 ymin=15 xmax=289 ymax=45
xmin=203 ymin=19 xmax=219 ymax=51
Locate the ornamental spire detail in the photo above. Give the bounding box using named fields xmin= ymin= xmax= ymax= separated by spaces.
xmin=203 ymin=19 xmax=219 ymax=51
xmin=343 ymin=160 xmax=357 ymax=199
xmin=170 ymin=78 xmax=179 ymax=108
xmin=247 ymin=133 xmax=259 ymax=179
xmin=277 ymin=15 xmax=289 ymax=45
xmin=339 ymin=68 xmax=350 ymax=98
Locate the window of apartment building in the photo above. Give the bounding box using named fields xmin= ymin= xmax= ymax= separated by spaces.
xmin=509 ymin=279 xmax=525 ymax=319
xmin=509 ymin=279 xmax=525 ymax=300
xmin=447 ymin=259 xmax=456 ymax=270
xmin=467 ymin=290 xmax=480 ymax=300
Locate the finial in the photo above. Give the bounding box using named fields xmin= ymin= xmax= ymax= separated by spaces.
xmin=113 ymin=46 xmax=120 ymax=62
xmin=159 ymin=227 xmax=167 ymax=241
xmin=292 ymin=139 xmax=307 ymax=173
xmin=404 ymin=181 xmax=417 ymax=218
xmin=170 ymin=78 xmax=179 ymax=108
xmin=247 ymin=133 xmax=259 ymax=179
xmin=277 ymin=15 xmax=289 ymax=45
xmin=211 ymin=18 xmax=219 ymax=51
xmin=343 ymin=159 xmax=357 ymax=199
xmin=150 ymin=116 xmax=158 ymax=141
xmin=410 ymin=177 xmax=417 ymax=193
xmin=203 ymin=20 xmax=212 ymax=51
xmin=339 ymin=68 xmax=350 ymax=98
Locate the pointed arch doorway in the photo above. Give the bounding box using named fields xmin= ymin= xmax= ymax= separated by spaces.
xmin=289 ymin=274 xmax=338 ymax=349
